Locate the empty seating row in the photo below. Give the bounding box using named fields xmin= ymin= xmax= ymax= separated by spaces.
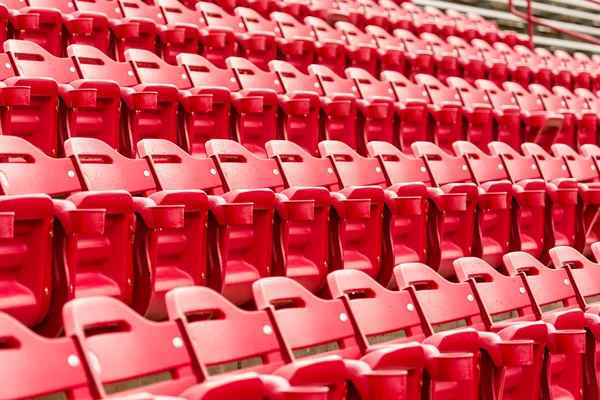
xmin=9 ymin=244 xmax=600 ymax=399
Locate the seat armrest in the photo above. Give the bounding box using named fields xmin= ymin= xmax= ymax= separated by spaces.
xmin=425 ymin=187 xmax=467 ymax=211
xmin=120 ymin=88 xmax=158 ymax=111
xmin=52 ymin=199 xmax=105 ymax=235
xmin=179 ymin=92 xmax=213 ymax=113
xmin=547 ymin=329 xmax=586 ymax=354
xmin=275 ymin=193 xmax=315 ymax=221
xmin=132 ymin=197 xmax=184 ymax=229
xmin=384 ymin=191 xmax=422 ymax=216
xmin=330 ymin=192 xmax=371 ymax=219
xmin=477 ymin=192 xmax=508 ymax=210
xmin=477 ymin=331 xmax=534 ymax=367
xmin=208 ymin=195 xmax=253 ymax=225
xmin=0 ymin=86 xmax=30 ymax=106
xmin=0 ymin=212 xmax=14 ymax=238
xmin=421 ymin=344 xmax=473 ymax=382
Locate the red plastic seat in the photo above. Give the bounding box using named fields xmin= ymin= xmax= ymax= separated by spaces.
xmin=206 ymin=139 xmax=331 ymax=297
xmin=501 ymin=81 xmax=563 ymax=151
xmin=573 ymin=52 xmax=600 ymax=91
xmin=64 ymin=137 xmax=209 ymax=320
xmin=488 ymin=141 xmax=580 ymax=255
xmin=400 ymin=2 xmax=455 ymax=38
xmin=327 ymin=269 xmax=478 ymax=399
xmin=335 ymin=0 xmax=388 ymax=31
xmin=552 ymin=86 xmax=598 ymax=149
xmin=4 ymin=40 xmax=121 ymax=158
xmin=512 ymin=45 xmax=559 ymax=90
xmin=574 ymin=87 xmax=600 ymax=129
xmin=488 ymin=42 xmax=533 ymax=89
xmin=412 ymin=74 xmax=464 ymax=153
xmin=534 ymin=47 xmax=578 ymax=90
xmin=304 ymin=16 xmax=347 ymax=76
xmin=443 ymin=9 xmax=481 ymax=43
xmin=166 ymin=286 xmax=343 ymax=399
xmin=443 ymin=36 xmax=487 ymax=85
xmin=418 ymin=32 xmax=461 ymax=84
xmin=270 ymin=12 xmax=317 ymax=73
xmin=453 ymin=256 xmax=587 ymax=399
xmin=197 ymin=2 xmax=275 ymax=71
xmin=366 ymin=141 xmax=469 ymax=277
xmin=466 ymin=12 xmax=523 ymax=47
xmin=62 ymin=296 xmax=266 ymax=399
xmin=68 ymin=44 xmax=179 ymax=158
xmin=334 ymin=21 xmax=389 ymax=75
xmin=453 ymin=141 xmax=546 ymax=260
xmin=253 ymin=276 xmax=426 ymax=400
xmin=391 ymin=29 xmax=434 ymax=80
xmin=502 ymin=251 xmax=590 ymax=399
xmin=393 ymin=262 xmax=537 ymax=400
xmin=412 ymin=141 xmax=510 ymax=270
xmin=470 ymin=39 xmax=514 ymax=87
xmin=226 ymin=56 xmax=317 ymax=157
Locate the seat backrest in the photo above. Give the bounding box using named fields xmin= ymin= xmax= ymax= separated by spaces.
xmin=412 ymin=141 xmax=473 ymax=186
xmin=521 ymin=142 xmax=571 ymax=181
xmin=157 ymin=0 xmax=207 ymax=26
xmin=420 ymin=32 xmax=453 ymax=54
xmin=197 ymin=2 xmax=247 ymax=34
xmin=206 ymin=139 xmax=284 ymax=192
xmin=268 ymin=60 xmax=324 ymax=96
xmin=68 ymin=44 xmax=138 ymax=86
xmin=307 ymin=64 xmax=358 ymax=99
xmin=62 ymin=297 xmax=198 ymax=396
xmin=125 ymin=49 xmax=193 ymax=90
xmin=335 ymin=21 xmax=376 ymax=48
xmin=488 ymin=141 xmax=543 ymax=183
xmin=380 ymin=71 xmax=430 ymax=106
xmin=549 ymin=246 xmax=600 ymax=307
xmin=364 ymin=25 xmax=404 ymax=49
xmin=266 ymin=140 xmax=339 ymax=189
xmin=446 ymin=36 xmax=481 ymax=59
xmin=574 ymin=88 xmax=600 ymax=114
xmin=345 ymin=67 xmax=396 ymax=102
xmin=551 ymin=143 xmax=599 ymax=183
xmin=327 ymin=270 xmax=427 ymax=343
xmin=528 ymin=84 xmax=563 ymax=113
xmin=176 ymin=53 xmax=241 ymax=92
xmin=74 ymin=0 xmax=124 ymax=20
xmin=271 ymin=12 xmax=314 ymax=40
xmin=235 ymin=7 xmax=280 ymax=36
xmin=414 ymin=74 xmax=461 ymax=107
xmin=452 ymin=257 xmax=538 ymax=330
xmin=366 ymin=141 xmax=432 ymax=186
xmin=165 ymin=286 xmax=287 ymax=374
xmin=318 ymin=140 xmax=387 ymax=189
xmin=471 ymin=39 xmax=506 ymax=65
xmin=137 ymin=139 xmax=224 ymax=193
xmin=453 ymin=141 xmax=509 ymax=185
xmin=503 ymin=252 xmax=580 ymax=314
xmin=393 ymin=263 xmax=483 ymax=334
xmin=447 ymin=77 xmax=491 ymax=109
xmin=227 ymin=57 xmax=284 ymax=94
xmin=394 ymin=29 xmax=429 ymax=53
xmin=553 ymin=86 xmax=588 ymax=114
xmin=475 ymin=79 xmax=517 ymax=109
xmin=580 ymin=144 xmax=600 ymax=172
xmin=0 ymin=136 xmax=81 ymax=196
xmin=64 ymin=138 xmax=156 ymax=194
xmin=119 ymin=0 xmax=163 ymax=23
xmin=493 ymin=42 xmax=522 ymax=64
xmin=503 ymin=82 xmax=544 ymax=113
xmin=0 ymin=312 xmax=93 ymax=399
xmin=304 ymin=16 xmax=346 ymax=45
xmin=4 ymin=40 xmax=78 ymax=85
xmin=253 ymin=277 xmax=364 ymax=361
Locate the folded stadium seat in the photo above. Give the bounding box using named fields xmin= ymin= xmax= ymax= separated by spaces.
xmin=345 ymin=67 xmax=428 ymax=153
xmin=253 ymin=276 xmax=427 ymax=400
xmin=400 ymin=2 xmax=455 ymax=38
xmin=326 ymin=269 xmax=481 ymax=399
xmin=447 ymin=77 xmax=520 ymax=151
xmin=303 ymin=16 xmax=348 ymax=76
xmin=366 ymin=141 xmax=470 ymax=277
xmin=64 ymin=137 xmax=211 ymax=320
xmin=334 ymin=0 xmax=389 ymax=31
xmin=443 ymin=36 xmax=487 ymax=85
xmin=205 ymin=139 xmax=331 ymax=297
xmin=335 ymin=21 xmax=404 ymax=75
xmin=574 ymin=87 xmax=600 ymax=128
xmin=470 ymin=39 xmax=516 ymax=87
xmin=377 ymin=71 xmax=431 ymax=152
xmin=67 ymin=44 xmax=179 ymax=158
xmin=62 ymin=296 xmax=267 ymax=399
xmin=155 ymin=0 xmax=237 ymax=69
xmin=0 ymin=136 xmax=138 ymax=337
xmin=521 ymin=142 xmax=600 ymax=252
xmin=124 ymin=49 xmax=226 ymax=156
xmin=453 ymin=141 xmax=546 ymax=260
xmin=502 ymin=251 xmax=593 ymax=399
xmin=234 ymin=8 xmax=313 ymax=73
xmin=226 ymin=56 xmax=318 ymax=157
xmin=196 ymin=2 xmax=276 ymax=71
xmin=391 ymin=29 xmax=435 ymax=80
xmin=465 ymin=12 xmax=524 ymax=47
xmin=488 ymin=141 xmax=581 ymax=259
xmin=393 ymin=263 xmax=537 ymax=400
xmin=116 ymin=0 xmax=200 ymax=65
xmin=307 ymin=0 xmax=358 ymax=26
xmin=552 ymin=86 xmax=598 ymax=149
xmin=554 ymin=50 xmax=593 ymax=91
xmin=512 ymin=45 xmax=564 ymax=90
xmin=499 ymin=81 xmax=564 ymax=151
xmin=362 ymin=25 xmax=409 ymax=74
xmin=166 ymin=286 xmax=344 ymax=399
xmin=412 ymin=141 xmax=510 ymax=270
xmin=269 ymin=60 xmax=355 ymax=155
xmin=267 ymin=140 xmax=425 ymax=288
xmin=4 ymin=40 xmax=121 ymax=158
xmin=271 ymin=0 xmax=311 ymax=21
xmin=442 ymin=9 xmax=480 ymax=42
xmin=492 ymin=42 xmax=543 ymax=89
xmin=412 ymin=74 xmax=465 ymax=153
xmin=453 ymin=257 xmax=587 ymax=400
xmin=534 ymin=48 xmax=580 ymax=90
xmin=418 ymin=33 xmax=462 ymax=84
xmin=527 ymin=84 xmax=581 ymax=149
xmin=71 ymin=0 xmax=157 ymax=62
xmin=376 ymin=0 xmax=413 ymax=32
xmin=270 ymin=12 xmax=316 ymax=73
xmin=573 ymin=52 xmax=600 ymax=91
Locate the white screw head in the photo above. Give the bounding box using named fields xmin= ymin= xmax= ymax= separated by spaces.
xmin=274 ymin=79 xmax=280 ymax=85
xmin=309 ymin=31 xmax=315 ymax=37
xmin=273 ymin=169 xmax=279 ymax=175
xmin=375 ymin=167 xmax=381 ymax=173
xmin=327 ymin=167 xmax=333 ymax=174
xmin=483 ymin=95 xmax=489 ymax=101
xmin=274 ymin=27 xmax=280 ymax=32
xmin=561 ymin=165 xmax=567 ymax=171
xmin=531 ymin=164 xmax=537 ymax=170
xmin=157 ymin=13 xmax=163 ymax=19
xmin=388 ymin=88 xmax=393 ymax=95
xmin=351 ymin=86 xmax=357 ymax=92
xmin=564 ymin=279 xmax=570 ymax=285
xmin=263 ymin=325 xmax=273 ymax=335
xmin=172 ymin=337 xmax=184 ymax=348
xmin=407 ymin=303 xmax=414 ymax=312
xmin=519 ymin=287 xmax=525 ymax=294
xmin=128 ymin=70 xmax=134 ymax=76
xmin=230 ymin=77 xmax=237 ymax=83
xmin=4 ymin=63 xmax=10 ymax=69
xmin=536 ymin=99 xmax=542 ymax=105
xmin=420 ymin=166 xmax=427 ymax=173
xmin=44 ymin=287 xmax=49 ymax=295
xmin=210 ymin=168 xmax=217 ymax=175
xmin=467 ymin=294 xmax=474 ymax=302
xmin=238 ymin=22 xmax=244 ymax=28
xmin=181 ymin=73 xmax=187 ymax=79
xmin=199 ymin=17 xmax=205 ymax=23
xmin=422 ymin=91 xmax=427 ymax=96
xmin=143 ymin=170 xmax=150 ymax=177
xmin=314 ymin=82 xmax=320 ymax=88
xmin=88 ymin=351 xmax=101 ymax=373
xmin=498 ymin=164 xmax=503 ymax=169
xmin=68 ymin=354 xmax=80 ymax=367
xmin=67 ymin=1 xmax=73 ymax=7
xmin=592 ymin=165 xmax=596 ymax=170
xmin=561 ymin=101 xmax=566 ymax=107
xmin=462 ymin=165 xmax=468 ymax=171
xmin=455 ymin=94 xmax=460 ymax=100
xmin=69 ymin=66 xmax=76 ymax=73
xmin=511 ymin=98 xmax=516 ymax=103
xmin=68 ymin=170 xmax=75 ymax=178
xmin=115 ymin=7 xmax=120 ymax=13
xmin=339 ymin=312 xmax=348 ymax=322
